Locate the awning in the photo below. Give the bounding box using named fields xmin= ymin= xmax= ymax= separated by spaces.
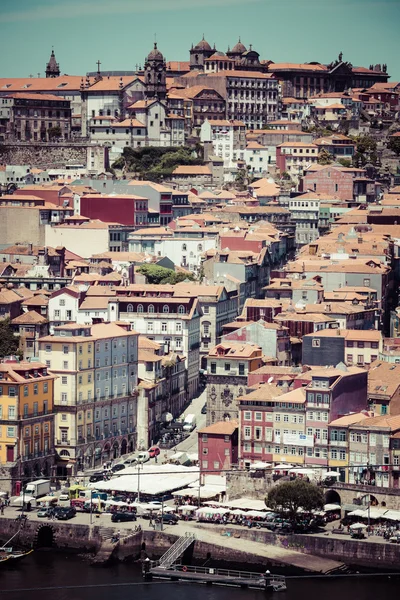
xmin=383 ymin=510 xmax=400 ymax=521
xmin=349 ymin=522 xmax=367 ymax=530
xmin=12 ymin=495 xmax=35 ymax=506
xmin=324 ymin=503 xmax=341 ymax=512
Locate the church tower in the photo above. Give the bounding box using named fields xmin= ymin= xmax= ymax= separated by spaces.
xmin=144 ymin=43 xmax=166 ymax=100
xmin=45 ymin=49 xmax=60 ymax=78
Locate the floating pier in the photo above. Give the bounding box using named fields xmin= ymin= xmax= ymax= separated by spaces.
xmin=143 ymin=532 xmax=286 ymax=592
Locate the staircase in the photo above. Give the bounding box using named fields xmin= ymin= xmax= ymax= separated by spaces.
xmin=158 ymin=532 xmax=196 ymax=568
xmin=98 ymin=526 xmax=115 ymax=541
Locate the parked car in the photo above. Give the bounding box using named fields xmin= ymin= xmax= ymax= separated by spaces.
xmin=37 ymin=507 xmax=52 ymax=518
xmin=56 ymin=507 xmax=76 ymax=520
xmin=158 ymin=513 xmax=178 ymax=525
xmin=89 ymin=472 xmax=104 ymax=483
xmin=111 ymin=463 xmax=126 ymax=473
xmin=201 ymin=404 xmax=207 ymax=414
xmin=124 ymin=456 xmax=138 ymax=465
xmin=148 ymin=446 xmax=160 ymax=458
xmin=111 ymin=511 xmax=137 ymax=523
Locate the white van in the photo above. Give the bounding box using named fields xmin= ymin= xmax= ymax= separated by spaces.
xmin=137 ymin=451 xmax=150 ymax=463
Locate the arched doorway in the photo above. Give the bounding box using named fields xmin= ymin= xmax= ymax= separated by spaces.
xmin=128 ymin=440 xmax=134 ymax=453
xmin=121 ymin=439 xmax=127 ymax=456
xmin=361 ymin=494 xmax=378 ymax=506
xmin=42 ymin=461 xmax=49 ymax=476
xmin=325 ymin=489 xmax=341 ymax=505
xmin=102 ymin=443 xmax=111 ymax=463
xmin=33 ymin=463 xmax=40 ymax=477
xmin=112 ymin=442 xmax=119 ymax=460
xmin=36 ymin=525 xmax=54 ymax=548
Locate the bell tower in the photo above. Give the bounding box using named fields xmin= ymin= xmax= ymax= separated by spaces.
xmin=144 ymin=43 xmax=166 ymax=100
xmin=46 ymin=48 xmax=60 ymax=78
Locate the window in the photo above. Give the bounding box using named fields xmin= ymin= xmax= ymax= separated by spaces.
xmin=312 ymin=339 xmax=320 ymax=348
xmin=224 ymin=363 xmax=231 ymax=371
xmin=255 ymin=412 xmax=262 ymax=421
xmin=33 ymin=384 xmax=38 ymax=395
xmin=244 ymin=411 xmax=251 ymax=421
xmin=63 ymin=345 xmax=69 ymax=354
xmin=178 ymin=305 xmax=185 ymax=314
xmin=8 ymin=387 xmax=16 ymax=397
xmin=239 ymin=363 xmax=245 ymax=376
xmin=213 ymin=461 xmax=220 ymax=469
xmin=7 ymin=426 xmax=15 ymax=437
xmin=210 ymin=362 xmax=216 ymax=374
xmin=8 ymin=405 xmax=15 ymax=419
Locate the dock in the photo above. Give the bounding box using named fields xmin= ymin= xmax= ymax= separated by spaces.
xmin=143 ymin=532 xmax=287 ymax=592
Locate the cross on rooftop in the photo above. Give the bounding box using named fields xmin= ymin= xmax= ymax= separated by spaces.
xmin=96 ymin=60 xmax=101 ymax=72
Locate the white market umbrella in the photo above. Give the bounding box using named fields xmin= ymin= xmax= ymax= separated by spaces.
xmin=349 ymin=522 xmax=368 ymax=530
xmin=325 ymin=471 xmax=341 ymax=478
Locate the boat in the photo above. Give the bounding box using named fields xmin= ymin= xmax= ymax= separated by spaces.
xmin=0 ymin=546 xmax=33 ymax=563
xmin=0 ymin=530 xmax=33 ymax=563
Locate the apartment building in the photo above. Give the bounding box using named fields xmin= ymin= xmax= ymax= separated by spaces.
xmin=38 ymin=322 xmax=139 ymax=475
xmin=114 ymin=290 xmax=200 ymax=399
xmin=0 ymin=361 xmax=56 ymax=494
xmin=303 ymin=366 xmax=367 ymax=469
xmin=198 ymin=420 xmax=238 ymax=475
xmin=174 ymin=283 xmax=239 ymax=369
xmin=238 ymin=383 xmax=305 ymax=467
xmin=206 ymin=342 xmax=263 ymax=425
xmin=302 ymin=329 xmax=383 ymax=367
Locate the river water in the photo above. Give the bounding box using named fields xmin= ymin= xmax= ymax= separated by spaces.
xmin=1 ymin=552 xmax=399 ymax=600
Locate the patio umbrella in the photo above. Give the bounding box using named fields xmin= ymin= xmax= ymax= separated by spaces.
xmin=349 ymin=522 xmax=368 ymax=530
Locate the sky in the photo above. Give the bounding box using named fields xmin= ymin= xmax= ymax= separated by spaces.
xmin=0 ymin=0 xmax=399 ymax=80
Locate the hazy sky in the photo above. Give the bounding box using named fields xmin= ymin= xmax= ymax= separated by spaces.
xmin=1 ymin=0 xmax=399 ymax=80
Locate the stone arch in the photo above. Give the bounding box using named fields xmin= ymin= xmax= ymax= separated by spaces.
xmin=112 ymin=441 xmax=120 ymax=459
xmin=42 ymin=460 xmax=50 ymax=477
xmin=103 ymin=443 xmax=111 ymax=462
xmin=361 ymin=493 xmax=378 ymax=506
xmin=33 ymin=463 xmax=40 ymax=477
xmin=35 ymin=524 xmax=55 ymax=548
xmin=324 ymin=489 xmax=341 ymax=505
xmin=121 ymin=439 xmax=128 ymax=456
xmin=85 ymin=446 xmax=94 ymax=468
xmin=128 ymin=440 xmax=134 ymax=453
xmin=94 ymin=444 xmax=102 ymax=467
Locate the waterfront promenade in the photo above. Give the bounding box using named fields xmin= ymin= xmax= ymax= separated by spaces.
xmin=0 ymin=505 xmax=344 ymax=573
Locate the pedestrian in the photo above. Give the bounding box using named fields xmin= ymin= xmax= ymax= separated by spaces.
xmin=1 ymin=503 xmax=4 ymax=515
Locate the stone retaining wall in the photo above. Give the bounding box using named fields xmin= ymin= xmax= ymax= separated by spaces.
xmin=0 ymin=143 xmax=87 ymax=168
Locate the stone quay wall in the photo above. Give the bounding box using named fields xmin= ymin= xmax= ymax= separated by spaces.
xmin=0 ymin=142 xmax=88 ymax=168
xmin=1 ymin=518 xmax=400 ymax=570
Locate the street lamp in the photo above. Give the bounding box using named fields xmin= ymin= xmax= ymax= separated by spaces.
xmin=137 ymin=462 xmax=143 ymax=503
xmin=161 ymin=495 xmax=165 ymax=531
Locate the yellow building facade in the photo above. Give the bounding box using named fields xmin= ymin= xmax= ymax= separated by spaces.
xmin=0 ymin=360 xmax=56 ymax=494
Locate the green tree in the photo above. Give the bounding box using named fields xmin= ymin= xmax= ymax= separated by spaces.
xmin=266 ymin=479 xmax=324 ymax=523
xmin=353 ymin=134 xmax=378 ymax=166
xmin=0 ymin=317 xmax=21 ymax=359
xmin=48 ymin=125 xmax=62 ymax=140
xmin=317 ymin=149 xmax=333 ymax=165
xmin=137 ymin=264 xmax=194 ymax=285
xmin=388 ymin=136 xmax=400 ymax=157
xmin=337 ymin=158 xmax=352 ymax=168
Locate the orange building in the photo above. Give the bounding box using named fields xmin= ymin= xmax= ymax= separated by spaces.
xmin=0 ymin=360 xmax=56 ymax=494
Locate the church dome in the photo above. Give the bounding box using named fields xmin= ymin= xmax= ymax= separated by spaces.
xmin=231 ymin=39 xmax=247 ymax=54
xmin=194 ymin=37 xmax=212 ymax=51
xmin=147 ymin=43 xmax=164 ymax=61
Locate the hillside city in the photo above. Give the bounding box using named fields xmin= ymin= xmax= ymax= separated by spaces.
xmin=1 ymin=38 xmax=400 ymax=530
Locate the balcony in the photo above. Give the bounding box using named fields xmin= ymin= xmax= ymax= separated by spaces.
xmin=57 ymin=439 xmax=70 ymax=446
xmin=330 ymin=440 xmax=348 ymax=447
